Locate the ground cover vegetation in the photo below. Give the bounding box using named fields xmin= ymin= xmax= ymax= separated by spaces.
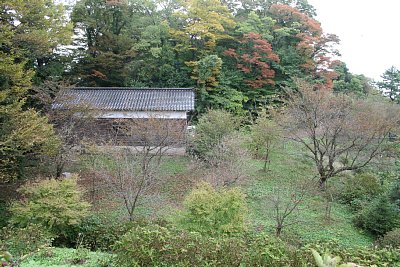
xmin=1 ymin=0 xmax=400 ymax=266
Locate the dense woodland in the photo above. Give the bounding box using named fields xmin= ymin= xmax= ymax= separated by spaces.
xmin=1 ymin=0 xmax=400 ymax=266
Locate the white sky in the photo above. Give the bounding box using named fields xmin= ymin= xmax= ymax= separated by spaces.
xmin=308 ymin=0 xmax=400 ymax=81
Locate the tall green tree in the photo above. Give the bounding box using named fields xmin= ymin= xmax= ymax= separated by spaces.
xmin=170 ymin=0 xmax=236 ymax=56
xmin=0 ymin=26 xmax=58 ymax=182
xmin=332 ymin=61 xmax=373 ymax=95
xmin=71 ymin=0 xmax=186 ymax=87
xmin=377 ymin=66 xmax=400 ymax=103
xmin=0 ymin=0 xmax=72 ymax=83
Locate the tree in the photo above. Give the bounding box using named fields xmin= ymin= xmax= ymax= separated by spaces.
xmin=268 ymin=184 xmax=307 ymax=237
xmin=9 ymin=175 xmax=90 ymax=236
xmin=283 ymin=79 xmax=400 ymax=189
xmin=268 ymin=4 xmax=339 ymax=89
xmin=377 ymin=66 xmax=400 ymax=103
xmin=170 ymin=0 xmax=235 ymax=55
xmin=204 ymin=133 xmax=252 ymax=186
xmin=333 ymin=61 xmax=374 ymax=95
xmin=0 ymin=26 xmax=58 ymax=182
xmin=191 ymin=109 xmax=240 ymax=159
xmin=250 ymin=111 xmax=282 ymax=172
xmin=0 ymin=0 xmax=72 ymax=84
xmin=71 ymin=0 xmax=177 ymax=87
xmin=48 ymin=89 xmax=98 ymax=178
xmin=88 ymin=116 xmax=185 ymax=221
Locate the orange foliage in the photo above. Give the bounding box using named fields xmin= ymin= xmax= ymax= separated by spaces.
xmin=270 ymin=4 xmax=340 ymax=90
xmin=224 ymin=33 xmax=280 ymax=88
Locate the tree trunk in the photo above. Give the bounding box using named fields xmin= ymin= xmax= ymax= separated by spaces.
xmin=263 ymin=154 xmax=269 ymax=172
xmin=276 ymin=225 xmax=282 ymax=237
xmin=319 ymin=176 xmax=328 ymax=191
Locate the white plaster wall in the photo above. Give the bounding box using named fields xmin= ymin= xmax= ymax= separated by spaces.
xmin=95 ymin=111 xmax=187 ymax=119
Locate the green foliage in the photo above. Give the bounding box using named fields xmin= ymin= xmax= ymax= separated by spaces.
xmin=354 ymin=194 xmax=400 ymax=237
xmin=377 ymin=66 xmax=400 ymax=102
xmin=0 ymin=224 xmax=52 ymax=258
xmin=389 ymin=178 xmax=400 ymax=208
xmin=0 ymin=101 xmax=59 ymax=181
xmin=19 ymin=247 xmax=113 ymax=267
xmin=191 ymin=109 xmax=240 ymax=158
xmin=114 ymin=225 xmax=295 ymax=267
xmin=9 ymin=176 xmax=91 ymax=237
xmin=0 ymin=24 xmax=59 ymax=181
xmin=250 ymin=112 xmax=282 ymax=171
xmin=304 ymin=240 xmax=400 ymax=266
xmin=62 ymin=214 xmax=140 ymax=251
xmin=378 ymin=228 xmax=400 ymax=248
xmin=311 ymin=249 xmax=359 ymax=267
xmin=0 ymin=0 xmax=72 ymax=84
xmin=114 ymin=225 xmax=400 ymax=266
xmin=338 ymin=173 xmax=383 ymax=206
xmin=179 ymin=182 xmax=247 ymax=235
xmin=333 ymin=62 xmax=373 ymax=96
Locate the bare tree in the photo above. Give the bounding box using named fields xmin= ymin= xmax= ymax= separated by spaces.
xmin=203 ymin=133 xmax=252 ymax=186
xmin=268 ymin=183 xmax=308 ymax=237
xmin=283 ymin=79 xmax=400 ymax=189
xmin=88 ymin=116 xmax=184 ymax=221
xmin=49 ymin=89 xmax=97 ymax=178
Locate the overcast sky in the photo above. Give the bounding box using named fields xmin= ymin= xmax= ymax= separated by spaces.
xmin=308 ymin=0 xmax=400 ymax=81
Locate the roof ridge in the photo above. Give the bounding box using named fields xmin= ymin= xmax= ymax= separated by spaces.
xmin=69 ymin=87 xmax=194 ymax=90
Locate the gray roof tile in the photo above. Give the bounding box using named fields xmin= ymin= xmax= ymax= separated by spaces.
xmin=53 ymin=87 xmax=195 ymax=111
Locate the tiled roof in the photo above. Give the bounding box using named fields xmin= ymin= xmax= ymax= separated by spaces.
xmin=53 ymin=87 xmax=195 ymax=111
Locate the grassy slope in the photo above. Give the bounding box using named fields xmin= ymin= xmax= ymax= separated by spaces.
xmin=75 ymin=141 xmax=373 ymax=248
xmin=243 ymin=142 xmax=373 ymax=247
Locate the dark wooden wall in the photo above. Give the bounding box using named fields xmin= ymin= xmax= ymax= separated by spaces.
xmin=77 ymin=118 xmax=187 ymax=146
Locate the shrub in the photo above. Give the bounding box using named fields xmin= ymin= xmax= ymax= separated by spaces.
xmin=301 ymin=240 xmax=400 ymax=266
xmin=338 ymin=172 xmax=382 ymax=206
xmin=9 ymin=176 xmax=91 ymax=237
xmin=62 ymin=214 xmax=142 ymax=251
xmin=179 ymin=182 xmax=247 ymax=235
xmin=249 ymin=112 xmax=282 ymax=171
xmin=191 ymin=109 xmax=240 ymax=158
xmin=0 ymin=224 xmax=53 ymax=258
xmin=114 ymin=225 xmax=296 ymax=267
xmin=354 ymin=194 xmax=400 ymax=236
xmin=378 ymin=228 xmax=400 ymax=248
xmin=113 ymin=224 xmax=400 ymax=267
xmin=389 ymin=178 xmax=400 ymax=208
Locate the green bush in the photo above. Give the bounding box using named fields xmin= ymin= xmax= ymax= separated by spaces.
xmin=378 ymin=228 xmax=400 ymax=248
xmin=114 ymin=225 xmax=400 ymax=266
xmin=179 ymin=182 xmax=247 ymax=235
xmin=354 ymin=194 xmax=400 ymax=236
xmin=114 ymin=225 xmax=296 ymax=267
xmin=0 ymin=201 xmax=10 ymax=228
xmin=62 ymin=214 xmax=142 ymax=251
xmin=389 ymin=178 xmax=400 ymax=208
xmin=338 ymin=173 xmax=382 ymax=206
xmin=191 ymin=109 xmax=240 ymax=158
xmin=9 ymin=176 xmax=91 ymax=237
xmin=0 ymin=224 xmax=53 ymax=258
xmin=301 ymin=240 xmax=400 ymax=266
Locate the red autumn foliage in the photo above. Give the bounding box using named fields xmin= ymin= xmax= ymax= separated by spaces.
xmin=269 ymin=4 xmax=322 ymax=36
xmin=269 ymin=4 xmax=340 ymax=90
xmin=224 ymin=32 xmax=280 ymax=88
